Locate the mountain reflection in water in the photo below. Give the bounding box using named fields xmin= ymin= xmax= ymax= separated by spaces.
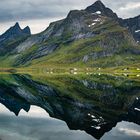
xmin=0 ymin=73 xmax=140 ymax=140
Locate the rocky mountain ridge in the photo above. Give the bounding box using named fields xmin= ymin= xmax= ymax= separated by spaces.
xmin=0 ymin=0 xmax=140 ymax=67
xmin=0 ymin=22 xmax=31 ymax=56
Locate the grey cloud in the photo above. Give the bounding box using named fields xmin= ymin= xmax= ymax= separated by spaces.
xmin=0 ymin=114 xmax=93 ymax=140
xmin=0 ymin=0 xmax=139 ymax=23
xmin=104 ymin=0 xmax=140 ymax=18
xmin=0 ymin=1 xmax=140 ymax=37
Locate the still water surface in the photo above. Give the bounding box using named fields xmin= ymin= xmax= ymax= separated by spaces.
xmin=0 ymin=73 xmax=140 ymax=140
xmin=0 ymin=105 xmax=140 ymax=140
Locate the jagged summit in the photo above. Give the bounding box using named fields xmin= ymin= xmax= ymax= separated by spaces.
xmin=13 ymin=22 xmax=21 ymax=29
xmin=23 ymin=26 xmax=31 ymax=35
xmin=0 ymin=22 xmax=31 ymax=41
xmin=85 ymin=0 xmax=118 ymax=19
xmin=1 ymin=22 xmax=21 ymax=38
xmin=0 ymin=22 xmax=31 ymax=51
xmin=10 ymin=22 xmax=31 ymax=35
xmin=91 ymin=0 xmax=105 ymax=8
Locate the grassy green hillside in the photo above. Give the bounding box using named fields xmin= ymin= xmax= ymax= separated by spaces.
xmin=0 ymin=8 xmax=139 ymax=71
xmin=17 ymin=21 xmax=140 ymax=69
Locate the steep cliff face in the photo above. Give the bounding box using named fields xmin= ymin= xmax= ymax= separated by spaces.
xmin=85 ymin=0 xmax=118 ymax=19
xmin=0 ymin=22 xmax=30 ymax=41
xmin=120 ymin=15 xmax=140 ymax=42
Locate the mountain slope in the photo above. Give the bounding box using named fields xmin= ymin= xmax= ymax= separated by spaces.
xmin=0 ymin=1 xmax=140 ymax=68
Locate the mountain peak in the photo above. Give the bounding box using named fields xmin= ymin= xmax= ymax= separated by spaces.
xmin=23 ymin=26 xmax=31 ymax=35
xmin=93 ymin=0 xmax=105 ymax=7
xmin=85 ymin=0 xmax=106 ymax=12
xmin=15 ymin=22 xmax=20 ymax=27
xmin=0 ymin=22 xmax=31 ymax=42
xmin=85 ymin=0 xmax=118 ymax=19
xmin=13 ymin=22 xmax=21 ymax=30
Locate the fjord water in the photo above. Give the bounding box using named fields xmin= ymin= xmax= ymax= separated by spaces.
xmin=0 ymin=73 xmax=140 ymax=140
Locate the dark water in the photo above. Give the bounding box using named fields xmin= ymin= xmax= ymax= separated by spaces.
xmin=0 ymin=73 xmax=140 ymax=140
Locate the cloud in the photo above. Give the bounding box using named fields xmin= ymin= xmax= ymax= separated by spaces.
xmin=117 ymin=2 xmax=140 ymax=18
xmin=119 ymin=2 xmax=140 ymax=11
xmin=0 ymin=18 xmax=63 ymax=34
xmin=0 ymin=0 xmax=67 ymax=22
xmin=0 ymin=0 xmax=139 ymax=34
xmin=0 ymin=0 xmax=96 ymax=22
xmin=119 ymin=128 xmax=140 ymax=137
xmin=0 ymin=104 xmax=92 ymax=140
xmin=0 ymin=0 xmax=139 ymax=22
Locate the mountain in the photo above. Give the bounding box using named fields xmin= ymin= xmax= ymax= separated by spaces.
xmin=120 ymin=15 xmax=140 ymax=43
xmin=0 ymin=22 xmax=31 ymax=56
xmin=85 ymin=0 xmax=140 ymax=42
xmin=85 ymin=0 xmax=118 ymax=19
xmin=0 ymin=1 xmax=140 ymax=68
xmin=0 ymin=22 xmax=30 ymax=41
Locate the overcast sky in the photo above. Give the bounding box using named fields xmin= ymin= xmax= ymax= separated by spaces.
xmin=0 ymin=0 xmax=140 ymax=34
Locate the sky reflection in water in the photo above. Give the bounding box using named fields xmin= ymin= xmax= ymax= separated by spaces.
xmin=0 ymin=104 xmax=140 ymax=140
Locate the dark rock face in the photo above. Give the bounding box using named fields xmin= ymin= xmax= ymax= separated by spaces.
xmin=0 ymin=22 xmax=31 ymax=42
xmin=23 ymin=26 xmax=31 ymax=35
xmin=120 ymin=15 xmax=140 ymax=42
xmin=0 ymin=84 xmax=30 ymax=116
xmin=0 ymin=22 xmax=31 ymax=55
xmin=85 ymin=0 xmax=118 ymax=19
xmin=85 ymin=1 xmax=140 ymax=42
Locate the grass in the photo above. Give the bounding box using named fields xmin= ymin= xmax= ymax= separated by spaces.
xmin=23 ymin=73 xmax=140 ymax=113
